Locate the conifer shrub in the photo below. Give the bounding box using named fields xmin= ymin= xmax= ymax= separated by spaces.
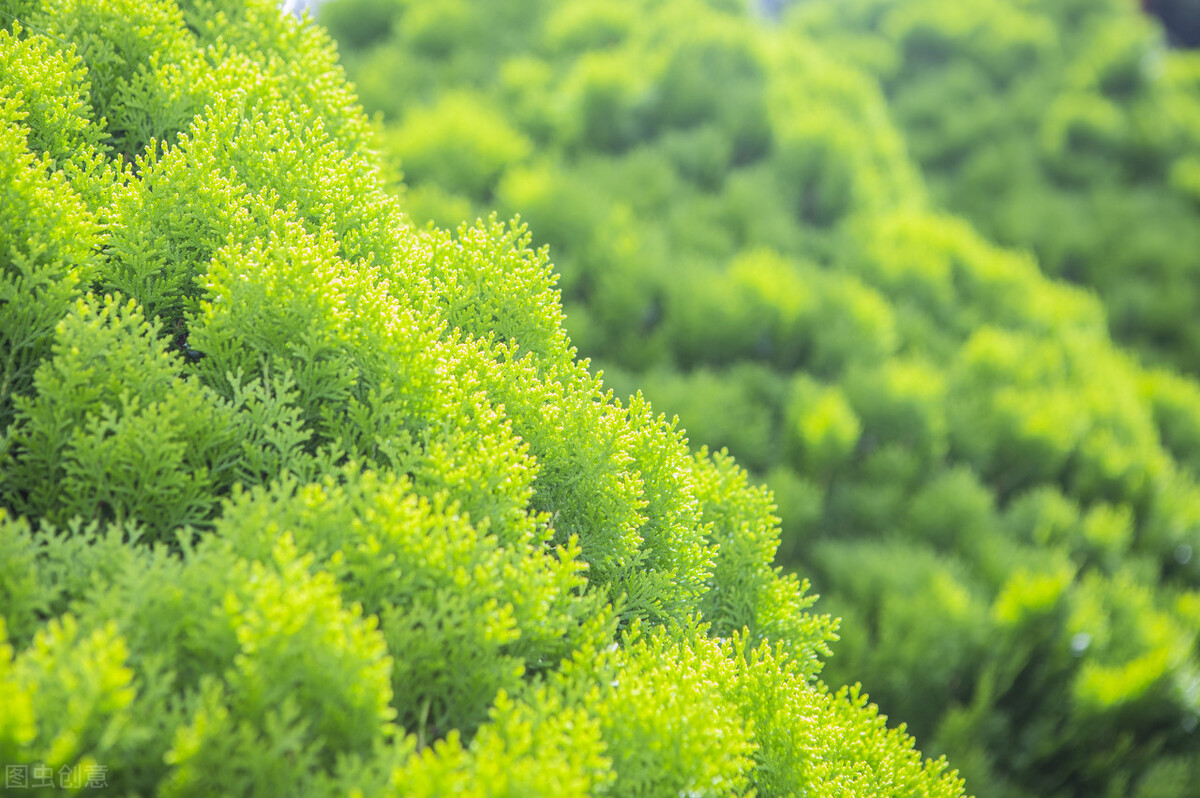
xmin=0 ymin=1 xmax=968 ymax=795
xmin=324 ymin=0 xmax=1200 ymax=795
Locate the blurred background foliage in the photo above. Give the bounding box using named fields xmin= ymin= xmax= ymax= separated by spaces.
xmin=319 ymin=0 xmax=1200 ymax=795
xmin=793 ymin=0 xmax=1200 ymax=376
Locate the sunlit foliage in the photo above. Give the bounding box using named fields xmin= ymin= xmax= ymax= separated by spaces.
xmin=324 ymin=0 xmax=1200 ymax=795
xmin=0 ymin=1 xmax=968 ymax=795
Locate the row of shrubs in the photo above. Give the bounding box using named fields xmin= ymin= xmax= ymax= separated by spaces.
xmin=320 ymin=0 xmax=1200 ymax=795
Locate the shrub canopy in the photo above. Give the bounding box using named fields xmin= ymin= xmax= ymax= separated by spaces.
xmin=0 ymin=1 xmax=967 ymax=795
xmin=321 ymin=0 xmax=1200 ymax=795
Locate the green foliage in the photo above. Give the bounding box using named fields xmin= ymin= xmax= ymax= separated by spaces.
xmin=214 ymin=467 xmax=606 ymax=739
xmin=383 ymin=690 xmax=608 ymax=797
xmin=0 ymin=514 xmax=52 ymax=648
xmin=555 ymin=627 xmax=757 ymax=797
xmin=785 ymin=377 xmax=862 ymax=475
xmin=2 ymin=296 xmax=244 ymax=537
xmin=0 ymin=46 xmax=102 ymax=428
xmin=326 ymin=0 xmax=1200 ymax=795
xmin=0 ymin=22 xmax=112 ymax=207
xmin=61 ymin=535 xmax=397 ymax=795
xmin=793 ymin=0 xmax=1200 ymax=375
xmin=0 ymin=1 xmax=968 ymax=796
xmin=24 ymin=0 xmax=203 ymax=160
xmin=388 ymin=92 xmax=531 ymax=198
xmin=0 ymin=614 xmax=137 ymax=781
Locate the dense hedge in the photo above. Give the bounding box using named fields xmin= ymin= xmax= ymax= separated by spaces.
xmin=321 ymin=0 xmax=1200 ymax=796
xmin=0 ymin=0 xmax=972 ymax=795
